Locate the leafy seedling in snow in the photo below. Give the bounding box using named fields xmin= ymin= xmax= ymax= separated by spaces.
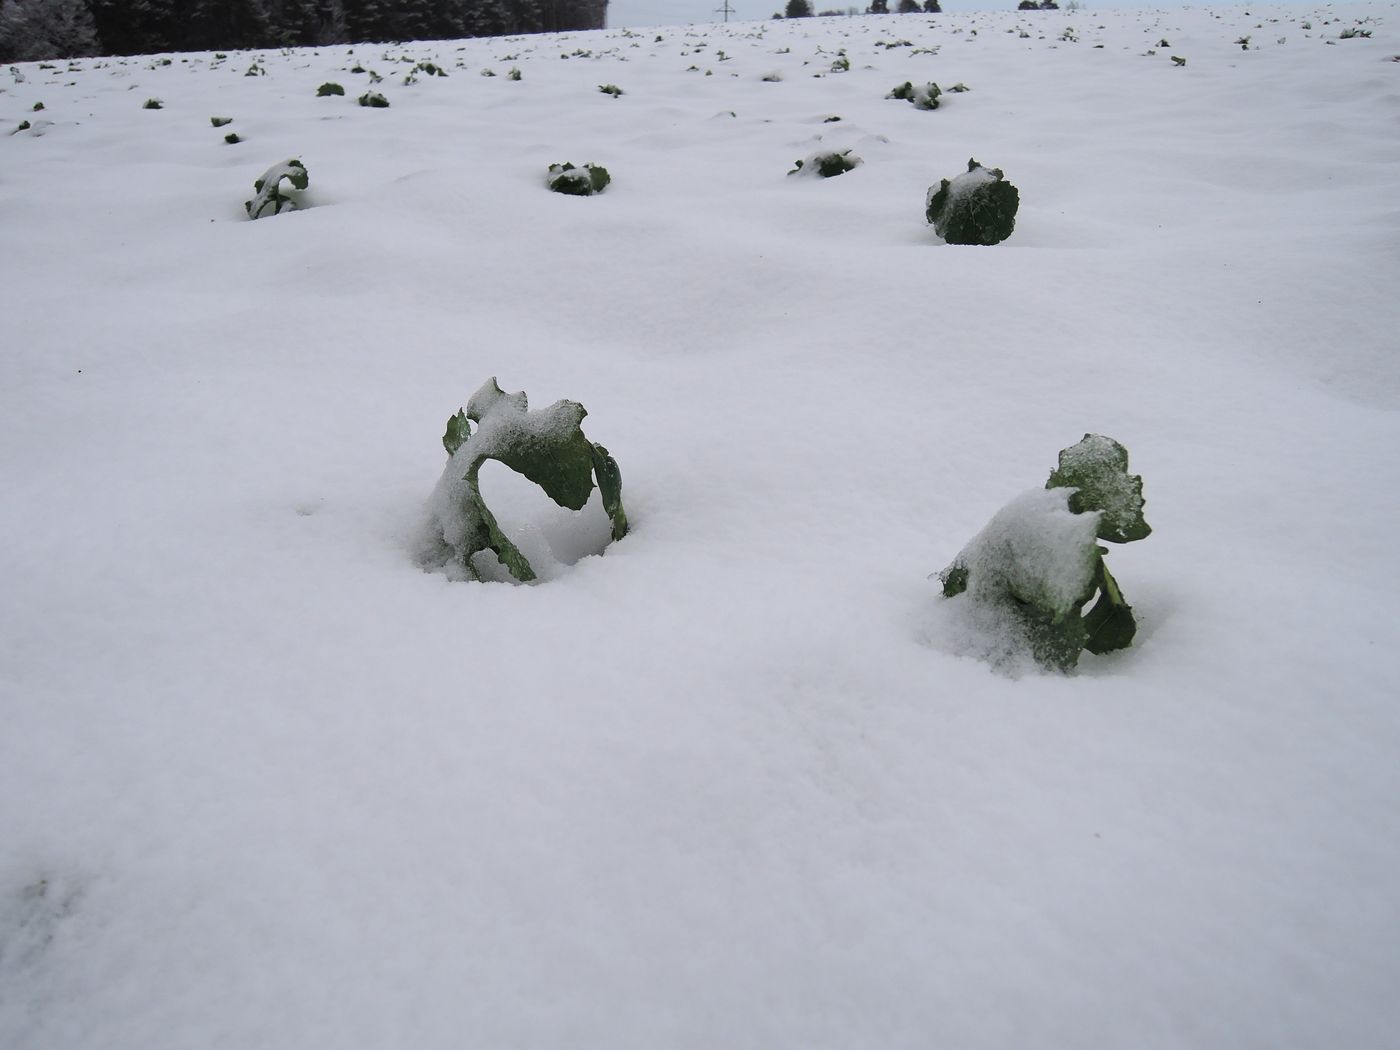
xmin=224 ymin=132 xmax=242 ymax=144
xmin=143 ymin=98 xmax=162 ymax=109
xmin=887 ymin=81 xmax=942 ymax=109
xmin=598 ymin=83 xmax=623 ymax=96
xmin=939 ymin=435 xmax=1151 ymax=672
xmin=13 ymin=120 xmax=31 ymax=133
xmin=1171 ymin=55 xmax=1187 ymax=66
xmin=32 ymin=101 xmax=44 ymax=111
xmin=245 ymin=159 xmax=308 ymax=219
xmin=421 ymin=379 xmax=628 ymax=582
xmin=789 ymin=149 xmax=861 ymax=178
xmin=948 ymin=82 xmax=971 ymax=93
xmin=926 ymin=158 xmax=1019 ymax=246
xmin=358 ymin=91 xmax=389 ymax=107
xmin=210 ymin=116 xmax=233 ymax=127
xmin=507 ymin=67 xmax=522 ymax=80
xmin=547 ymin=162 xmax=610 ymax=195
xmin=317 ymin=82 xmax=345 ymax=96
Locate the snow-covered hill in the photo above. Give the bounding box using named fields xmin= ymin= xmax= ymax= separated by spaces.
xmin=3 ymin=6 xmax=1398 ymax=1047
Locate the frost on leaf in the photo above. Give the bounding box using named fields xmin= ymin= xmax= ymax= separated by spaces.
xmin=939 ymin=436 xmax=1150 ymax=672
xmin=245 ymin=158 xmax=308 ymax=219
xmin=419 ymin=379 xmax=628 ymax=582
xmin=926 ymin=158 xmax=1019 ymax=246
xmin=1047 ymin=434 xmax=1151 ymax=543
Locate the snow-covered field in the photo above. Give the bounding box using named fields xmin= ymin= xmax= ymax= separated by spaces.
xmin=3 ymin=5 xmax=1399 ymax=1047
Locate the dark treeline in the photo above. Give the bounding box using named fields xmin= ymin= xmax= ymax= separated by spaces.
xmin=0 ymin=0 xmax=609 ymax=62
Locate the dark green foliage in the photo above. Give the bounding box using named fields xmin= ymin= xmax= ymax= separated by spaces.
xmin=547 ymin=162 xmax=610 ymax=196
xmin=32 ymin=101 xmax=45 ymax=111
xmin=887 ymin=80 xmax=941 ymax=109
xmin=789 ymin=149 xmax=860 ymax=178
xmin=429 ymin=378 xmax=628 ymax=582
xmin=142 ymin=97 xmax=162 ymax=109
xmin=210 ymin=116 xmax=233 ymax=127
xmin=925 ymin=158 xmax=1019 ymax=246
xmin=14 ymin=120 xmax=32 ymax=133
xmin=1047 ymin=434 xmax=1152 ymax=544
xmin=224 ymin=132 xmax=242 ymax=144
xmin=358 ymin=91 xmax=389 ymax=107
xmin=898 ymin=0 xmax=920 ymax=12
xmin=317 ymin=82 xmax=346 ymax=96
xmin=785 ymin=0 xmax=813 ymax=16
xmin=245 ymin=159 xmax=309 ymax=218
xmin=939 ymin=435 xmax=1151 ymax=672
xmin=1171 ymin=55 xmax=1187 ymax=66
xmin=598 ymin=83 xmax=623 ymax=96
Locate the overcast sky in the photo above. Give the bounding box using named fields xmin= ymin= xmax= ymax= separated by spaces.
xmin=606 ymin=0 xmax=1299 ymax=27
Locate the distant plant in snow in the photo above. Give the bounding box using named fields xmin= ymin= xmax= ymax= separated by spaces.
xmin=358 ymin=91 xmax=389 ymax=107
xmin=926 ymin=158 xmax=1019 ymax=245
xmin=1171 ymin=55 xmax=1187 ymax=66
xmin=789 ymin=149 xmax=861 ymax=177
xmin=507 ymin=66 xmax=522 ymax=80
xmin=224 ymin=132 xmax=242 ymax=144
xmin=210 ymin=115 xmax=233 ymax=127
xmin=317 ymin=81 xmax=345 ymax=96
xmin=598 ymin=83 xmax=623 ymax=96
xmin=1339 ymin=27 xmax=1371 ymax=39
xmin=245 ymin=159 xmax=308 ymax=219
xmin=142 ymin=97 xmax=162 ymax=109
xmin=939 ymin=435 xmax=1151 ymax=672
xmin=547 ymin=162 xmax=610 ymax=195
xmin=419 ymin=378 xmax=628 ymax=582
xmin=887 ymin=80 xmax=941 ymax=109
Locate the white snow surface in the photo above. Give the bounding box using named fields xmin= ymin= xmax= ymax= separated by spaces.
xmin=3 ymin=6 xmax=1400 ymax=1048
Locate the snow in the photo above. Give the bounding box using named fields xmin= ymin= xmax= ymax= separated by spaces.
xmin=3 ymin=5 xmax=1400 ymax=1048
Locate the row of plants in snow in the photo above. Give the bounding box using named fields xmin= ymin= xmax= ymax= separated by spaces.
xmin=415 ymin=377 xmax=1151 ymax=674
xmin=243 ymin=154 xmax=1020 ymax=243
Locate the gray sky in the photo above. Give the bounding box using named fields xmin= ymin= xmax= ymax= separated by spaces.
xmin=606 ymin=1 xmax=1298 ymax=27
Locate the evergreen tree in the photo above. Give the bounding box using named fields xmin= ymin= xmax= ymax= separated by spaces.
xmin=867 ymin=0 xmax=888 ymax=12
xmin=185 ymin=0 xmax=270 ymax=49
xmin=897 ymin=0 xmax=919 ymax=11
xmin=922 ymin=0 xmax=940 ymax=11
xmin=784 ymin=0 xmax=811 ymax=16
xmin=0 ymin=0 xmax=100 ymax=61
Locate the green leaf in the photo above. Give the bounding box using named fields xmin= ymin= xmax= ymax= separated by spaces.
xmin=591 ymin=443 xmax=629 ymax=541
xmin=926 ymin=158 xmax=1019 ymax=246
xmin=442 ymin=409 xmax=470 ymax=455
xmin=245 ymin=158 xmax=309 ymax=219
xmin=547 ymin=162 xmax=611 ymax=196
xmin=1046 ymin=434 xmax=1151 ymax=543
xmin=425 ymin=379 xmax=628 ymax=583
xmin=1082 ymin=559 xmax=1137 ymax=655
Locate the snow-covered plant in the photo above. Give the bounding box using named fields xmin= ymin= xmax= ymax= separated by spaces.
xmin=142 ymin=97 xmax=162 ymax=109
xmin=598 ymin=83 xmax=623 ymax=96
xmin=358 ymin=91 xmax=389 ymax=107
xmin=1339 ymin=27 xmax=1371 ymax=38
xmin=887 ymin=81 xmax=941 ymax=109
xmin=1171 ymin=55 xmax=1187 ymax=66
xmin=245 ymin=159 xmax=308 ymax=219
xmin=788 ymin=149 xmax=861 ymax=178
xmin=507 ymin=66 xmax=522 ymax=80
xmin=925 ymin=158 xmax=1019 ymax=246
xmin=547 ymin=162 xmax=610 ymax=195
xmin=420 ymin=379 xmax=628 ymax=582
xmin=317 ymin=82 xmax=345 ymax=96
xmin=224 ymin=132 xmax=242 ymax=144
xmin=939 ymin=435 xmax=1151 ymax=672
xmin=210 ymin=116 xmax=233 ymax=127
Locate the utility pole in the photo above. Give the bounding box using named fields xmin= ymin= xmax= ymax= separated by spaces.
xmin=716 ymin=1 xmax=735 ymax=22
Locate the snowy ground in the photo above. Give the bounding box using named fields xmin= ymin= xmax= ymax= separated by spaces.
xmin=3 ymin=5 xmax=1399 ymax=1047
